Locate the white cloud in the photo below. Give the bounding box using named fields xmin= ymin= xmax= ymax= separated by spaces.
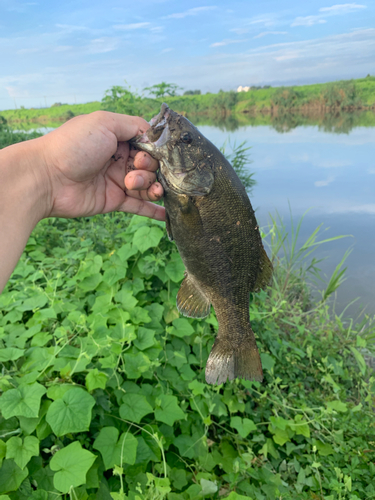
xmin=17 ymin=47 xmax=40 ymax=54
xmin=319 ymin=3 xmax=366 ymax=14
xmin=54 ymin=45 xmax=73 ymax=52
xmin=291 ymin=16 xmax=327 ymax=27
xmin=328 ymin=203 xmax=375 ymax=214
xmin=87 ymin=38 xmax=118 ymax=54
xmin=368 ymin=168 xmax=375 ymax=174
xmin=292 ymin=3 xmax=367 ymax=27
xmin=165 ymin=6 xmax=216 ymax=19
xmin=55 ymin=24 xmax=89 ymax=32
xmin=315 ymin=175 xmax=335 ymax=187
xmin=161 ymin=48 xmax=172 ymax=53
xmin=210 ymin=39 xmax=247 ymax=48
xmin=150 ymin=26 xmax=164 ymax=33
xmin=275 ymin=51 xmax=299 ymax=61
xmin=253 ymin=31 xmax=287 ymax=39
xmin=113 ymin=22 xmax=150 ymax=30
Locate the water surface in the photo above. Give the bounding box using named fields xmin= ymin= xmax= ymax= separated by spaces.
xmin=196 ymin=119 xmax=375 ymax=318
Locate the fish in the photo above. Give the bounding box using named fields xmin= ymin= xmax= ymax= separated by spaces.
xmin=131 ymin=103 xmax=273 ymax=384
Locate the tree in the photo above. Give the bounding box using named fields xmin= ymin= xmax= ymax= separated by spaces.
xmin=183 ymin=90 xmax=201 ymax=96
xmin=101 ymin=85 xmax=143 ymax=115
xmin=143 ymin=82 xmax=182 ymax=98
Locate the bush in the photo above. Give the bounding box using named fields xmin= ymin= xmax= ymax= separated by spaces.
xmin=321 ymin=81 xmax=362 ymax=108
xmin=0 ymin=115 xmax=42 ymax=149
xmin=271 ymin=88 xmax=303 ymax=108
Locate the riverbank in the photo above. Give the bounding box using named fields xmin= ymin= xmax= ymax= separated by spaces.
xmin=1 ymin=77 xmax=375 ymax=127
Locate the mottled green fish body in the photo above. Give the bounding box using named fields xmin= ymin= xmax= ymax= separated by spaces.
xmin=131 ymin=104 xmax=272 ymax=384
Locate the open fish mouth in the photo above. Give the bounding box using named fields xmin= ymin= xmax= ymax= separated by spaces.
xmin=131 ymin=103 xmax=171 ymax=149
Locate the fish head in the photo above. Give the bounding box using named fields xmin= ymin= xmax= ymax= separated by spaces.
xmin=130 ymin=103 xmax=214 ymax=196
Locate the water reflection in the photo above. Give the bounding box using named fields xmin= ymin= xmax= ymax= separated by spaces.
xmin=190 ymin=110 xmax=375 ymax=135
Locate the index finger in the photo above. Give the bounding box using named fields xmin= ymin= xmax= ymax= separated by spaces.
xmin=101 ymin=111 xmax=150 ymax=142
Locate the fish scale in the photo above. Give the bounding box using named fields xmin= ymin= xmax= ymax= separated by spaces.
xmin=131 ymin=103 xmax=273 ymax=384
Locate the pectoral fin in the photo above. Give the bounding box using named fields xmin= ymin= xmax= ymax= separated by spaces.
xmin=177 ymin=274 xmax=211 ymax=318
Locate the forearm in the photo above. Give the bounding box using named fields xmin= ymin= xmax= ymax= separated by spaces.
xmin=0 ymin=138 xmax=50 ymax=292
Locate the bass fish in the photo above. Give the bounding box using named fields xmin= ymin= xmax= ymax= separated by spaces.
xmin=131 ymin=104 xmax=272 ymax=384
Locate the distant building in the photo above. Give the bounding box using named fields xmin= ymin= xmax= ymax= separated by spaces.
xmin=237 ymin=86 xmax=250 ymax=92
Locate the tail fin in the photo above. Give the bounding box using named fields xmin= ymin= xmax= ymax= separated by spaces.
xmin=205 ymin=328 xmax=263 ymax=385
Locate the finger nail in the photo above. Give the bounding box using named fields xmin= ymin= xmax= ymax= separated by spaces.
xmin=133 ymin=175 xmax=144 ymax=189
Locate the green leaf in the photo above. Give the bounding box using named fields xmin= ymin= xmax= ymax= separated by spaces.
xmin=120 ymin=393 xmax=153 ymax=423
xmin=171 ymin=318 xmax=195 ymax=338
xmin=124 ymin=352 xmax=151 ymax=379
xmin=117 ymin=242 xmax=138 ymax=262
xmin=129 ymin=307 xmax=151 ymax=325
xmin=200 ymin=479 xmax=218 ymax=495
xmin=165 ymin=253 xmax=185 ymax=282
xmin=17 ymin=294 xmax=48 ymax=312
xmin=0 ymin=441 xmax=6 ymax=467
xmin=260 ymin=352 xmax=275 ymax=372
xmin=46 ymin=387 xmax=95 ymax=436
xmin=134 ymin=327 xmax=156 ymax=350
xmin=5 ymin=436 xmax=39 ymax=469
xmin=226 ymin=493 xmax=252 ymax=500
xmin=290 ymin=415 xmax=310 ymax=437
xmin=314 ymin=440 xmax=334 ymax=456
xmin=50 ymin=441 xmax=96 ymax=493
xmin=0 ymin=348 xmax=24 ymax=362
xmin=46 ymin=384 xmax=80 ymax=401
xmin=155 ymin=395 xmax=185 ymax=426
xmin=188 ymin=380 xmax=206 ymax=396
xmin=0 ymin=382 xmax=46 ymax=419
xmin=114 ymin=289 xmax=138 ymax=311
xmin=133 ymin=226 xmax=163 ymax=253
xmin=0 ymin=460 xmax=28 ymax=494
xmin=230 ymin=416 xmax=257 ymax=438
xmin=326 ymin=400 xmax=348 ymax=413
xmin=78 ymin=273 xmax=103 ymax=291
xmin=349 ymin=346 xmax=367 ymax=375
xmin=93 ymin=426 xmax=138 ymax=469
xmin=85 ymin=369 xmax=108 ymax=392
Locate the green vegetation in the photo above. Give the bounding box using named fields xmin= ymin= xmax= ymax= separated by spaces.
xmin=0 ymin=205 xmax=374 ymax=499
xmin=1 ymin=77 xmax=375 ymax=129
xmin=0 ymin=116 xmax=42 ymax=149
xmin=144 ymin=83 xmax=182 ymax=99
xmin=1 ymin=129 xmax=375 ymax=499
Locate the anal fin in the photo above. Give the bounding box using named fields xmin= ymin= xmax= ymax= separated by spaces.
xmin=177 ymin=274 xmax=211 ymax=318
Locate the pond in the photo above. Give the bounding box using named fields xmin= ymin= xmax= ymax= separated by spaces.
xmin=195 ymin=116 xmax=375 ymax=318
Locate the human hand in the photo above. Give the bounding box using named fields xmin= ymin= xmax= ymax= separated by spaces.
xmin=38 ymin=111 xmax=165 ymax=220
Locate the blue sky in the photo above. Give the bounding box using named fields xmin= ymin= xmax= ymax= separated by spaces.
xmin=1 ymin=0 xmax=374 ymax=110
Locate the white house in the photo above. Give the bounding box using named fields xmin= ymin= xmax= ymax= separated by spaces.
xmin=237 ymin=86 xmax=250 ymax=92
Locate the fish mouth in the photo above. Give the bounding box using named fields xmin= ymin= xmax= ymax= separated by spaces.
xmin=131 ymin=103 xmax=171 ymax=151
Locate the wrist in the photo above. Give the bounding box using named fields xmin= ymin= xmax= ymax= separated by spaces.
xmin=1 ymin=136 xmax=52 ymax=224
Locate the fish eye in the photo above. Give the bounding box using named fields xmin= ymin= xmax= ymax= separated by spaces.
xmin=180 ymin=131 xmax=193 ymax=144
